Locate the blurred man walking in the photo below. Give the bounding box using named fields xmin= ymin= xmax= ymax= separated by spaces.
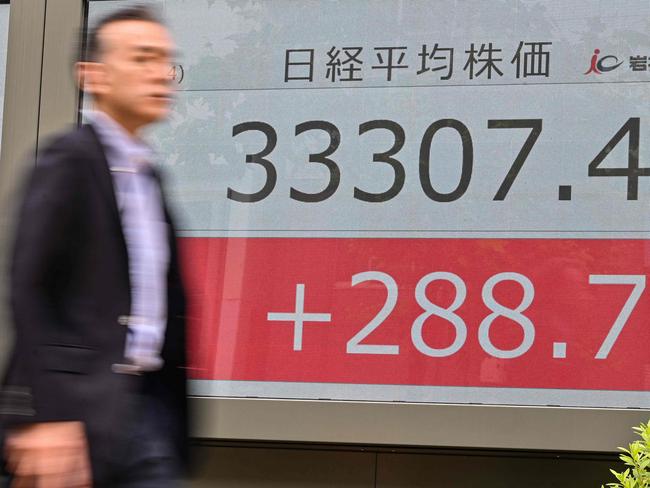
xmin=1 ymin=6 xmax=188 ymax=487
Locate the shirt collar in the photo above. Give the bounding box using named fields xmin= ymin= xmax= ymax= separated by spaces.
xmin=84 ymin=109 xmax=155 ymax=172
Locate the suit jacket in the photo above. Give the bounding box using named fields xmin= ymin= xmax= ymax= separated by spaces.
xmin=0 ymin=124 xmax=188 ymax=483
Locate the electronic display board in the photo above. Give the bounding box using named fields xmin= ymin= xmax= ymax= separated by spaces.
xmin=88 ymin=0 xmax=650 ymax=409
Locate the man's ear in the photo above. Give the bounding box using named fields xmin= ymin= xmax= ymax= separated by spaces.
xmin=76 ymin=61 xmax=107 ymax=96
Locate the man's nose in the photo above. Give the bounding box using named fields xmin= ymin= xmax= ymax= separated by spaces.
xmin=151 ymin=61 xmax=174 ymax=85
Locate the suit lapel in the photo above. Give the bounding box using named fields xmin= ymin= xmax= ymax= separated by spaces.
xmin=82 ymin=124 xmax=129 ymax=258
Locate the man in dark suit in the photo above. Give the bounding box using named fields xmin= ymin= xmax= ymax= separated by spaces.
xmin=1 ymin=6 xmax=187 ymax=487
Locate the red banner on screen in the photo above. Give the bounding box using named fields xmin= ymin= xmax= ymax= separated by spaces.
xmin=182 ymin=238 xmax=650 ymax=391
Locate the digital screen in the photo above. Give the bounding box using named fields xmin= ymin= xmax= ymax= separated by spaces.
xmin=88 ymin=0 xmax=650 ymax=409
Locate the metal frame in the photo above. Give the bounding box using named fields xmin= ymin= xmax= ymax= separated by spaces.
xmin=37 ymin=0 xmax=85 ymax=145
xmin=192 ymin=398 xmax=650 ymax=452
xmin=0 ymin=0 xmax=46 ymax=379
xmin=0 ymin=0 xmax=648 ymax=452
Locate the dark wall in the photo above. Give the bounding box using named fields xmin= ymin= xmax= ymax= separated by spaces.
xmin=189 ymin=443 xmax=620 ymax=487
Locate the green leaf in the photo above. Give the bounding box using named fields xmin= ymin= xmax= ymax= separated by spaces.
xmin=603 ymin=420 xmax=650 ymax=488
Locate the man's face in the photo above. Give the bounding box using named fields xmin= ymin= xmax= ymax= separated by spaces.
xmin=86 ymin=20 xmax=175 ymax=129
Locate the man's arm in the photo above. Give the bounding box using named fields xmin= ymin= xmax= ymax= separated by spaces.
xmin=5 ymin=138 xmax=81 ymax=421
xmin=2 ymin=138 xmax=92 ymax=487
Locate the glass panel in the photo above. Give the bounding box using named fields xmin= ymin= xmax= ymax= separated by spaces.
xmin=86 ymin=0 xmax=650 ymax=409
xmin=0 ymin=2 xmax=10 ymax=157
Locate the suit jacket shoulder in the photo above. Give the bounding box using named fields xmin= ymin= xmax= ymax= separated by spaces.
xmin=37 ymin=124 xmax=104 ymax=168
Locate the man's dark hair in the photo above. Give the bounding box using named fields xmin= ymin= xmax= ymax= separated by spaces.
xmin=82 ymin=5 xmax=164 ymax=62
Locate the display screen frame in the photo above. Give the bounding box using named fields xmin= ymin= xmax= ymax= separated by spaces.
xmin=31 ymin=0 xmax=647 ymax=450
